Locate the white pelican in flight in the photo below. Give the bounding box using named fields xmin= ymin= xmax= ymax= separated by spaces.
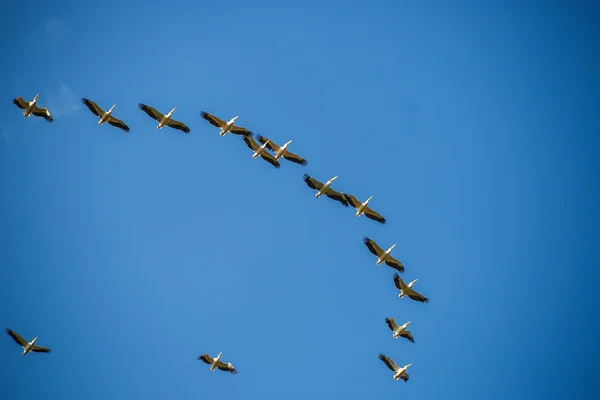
xmin=379 ymin=354 xmax=411 ymax=381
xmin=5 ymin=328 xmax=51 ymax=355
xmin=198 ymin=352 xmax=238 ymax=374
xmin=255 ymin=135 xmax=307 ymax=166
xmin=139 ymin=103 xmax=190 ymax=133
xmin=242 ymin=136 xmax=281 ymax=168
xmin=303 ymin=174 xmax=349 ymax=207
xmin=346 ymin=194 xmax=386 ymax=224
xmin=12 ymin=94 xmax=53 ymax=122
xmin=363 ymin=237 xmax=404 ymax=273
xmin=393 ymin=273 xmax=429 ymax=303
xmin=384 ymin=318 xmax=414 ymax=343
xmin=200 ymin=111 xmax=252 ymax=137
xmin=81 ymin=98 xmax=130 ymax=132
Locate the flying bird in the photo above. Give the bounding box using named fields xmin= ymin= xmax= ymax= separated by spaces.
xmin=363 ymin=237 xmax=404 ymax=273
xmin=385 ymin=318 xmax=414 ymax=343
xmin=139 ymin=103 xmax=190 ymax=133
xmin=12 ymin=94 xmax=53 ymax=122
xmin=346 ymin=195 xmax=386 ymax=224
xmin=81 ymin=98 xmax=130 ymax=132
xmin=303 ymin=174 xmax=349 ymax=207
xmin=241 ymin=136 xmax=281 ymax=169
xmin=255 ymin=135 xmax=307 ymax=166
xmin=393 ymin=273 xmax=429 ymax=303
xmin=198 ymin=352 xmax=238 ymax=374
xmin=200 ymin=111 xmax=252 ymax=136
xmin=379 ymin=354 xmax=411 ymax=382
xmin=5 ymin=328 xmax=51 ymax=355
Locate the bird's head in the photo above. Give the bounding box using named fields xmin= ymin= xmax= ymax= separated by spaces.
xmin=32 ymin=337 xmax=38 ymax=343
xmin=33 ymin=94 xmax=39 ymax=102
xmin=409 ymin=279 xmax=418 ymax=286
xmin=365 ymin=196 xmax=373 ymax=204
xmin=262 ymin=140 xmax=270 ymax=148
xmin=168 ymin=107 xmax=176 ymax=116
xmin=404 ymin=363 xmax=412 ymax=369
xmin=405 ymin=321 xmax=412 ymax=326
xmin=217 ymin=351 xmax=223 ymax=359
xmin=283 ymin=140 xmax=293 ymax=147
xmin=109 ymin=104 xmax=116 ymax=113
xmin=329 ymin=176 xmax=339 ymax=183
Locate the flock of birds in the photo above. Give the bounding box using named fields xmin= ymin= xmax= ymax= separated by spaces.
xmin=8 ymin=92 xmax=430 ymax=383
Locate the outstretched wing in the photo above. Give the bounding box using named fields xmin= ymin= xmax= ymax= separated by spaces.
xmin=400 ymin=372 xmax=409 ymax=382
xmin=198 ymin=354 xmax=213 ymax=365
xmin=407 ymin=290 xmax=429 ymax=303
xmin=139 ymin=103 xmax=164 ymax=122
xmin=393 ymin=273 xmax=406 ymax=291
xmin=165 ymin=118 xmax=190 ymax=133
xmin=324 ymin=189 xmax=349 ymax=207
xmin=363 ymin=237 xmax=384 ymax=257
xmin=399 ymin=330 xmax=415 ymax=343
xmin=5 ymin=328 xmax=28 ymax=347
xmin=106 ymin=116 xmax=131 ymax=133
xmin=282 ymin=151 xmax=307 ymax=166
xmin=81 ymin=98 xmax=104 ymax=117
xmin=217 ymin=360 xmax=238 ymax=374
xmin=200 ymin=111 xmax=227 ymax=128
xmin=345 ymin=194 xmax=362 ymax=209
xmin=31 ymin=106 xmax=53 ymax=122
xmin=384 ymin=255 xmax=404 ymax=273
xmin=385 ymin=318 xmax=400 ymax=332
xmin=379 ymin=354 xmax=399 ymax=372
xmin=255 ymin=135 xmax=280 ymax=152
xmin=229 ymin=124 xmax=252 ymax=136
xmin=303 ymin=174 xmax=324 ymax=191
xmin=364 ymin=207 xmax=386 ymax=225
xmin=242 ymin=135 xmax=260 ymax=151
xmin=13 ymin=96 xmax=29 ymax=110
xmin=259 ymin=152 xmax=281 ymax=169
xmin=31 ymin=345 xmax=51 ymax=353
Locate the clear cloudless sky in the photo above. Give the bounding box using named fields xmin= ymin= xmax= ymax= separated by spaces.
xmin=1 ymin=1 xmax=598 ymax=399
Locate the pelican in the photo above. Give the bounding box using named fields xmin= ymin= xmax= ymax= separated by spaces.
xmin=138 ymin=103 xmax=190 ymax=133
xmin=5 ymin=328 xmax=51 ymax=355
xmin=198 ymin=352 xmax=238 ymax=374
xmin=346 ymin=195 xmax=386 ymax=224
xmin=12 ymin=94 xmax=53 ymax=122
xmin=242 ymin=136 xmax=280 ymax=169
xmin=363 ymin=237 xmax=404 ymax=273
xmin=385 ymin=318 xmax=414 ymax=343
xmin=393 ymin=273 xmax=429 ymax=303
xmin=303 ymin=174 xmax=349 ymax=207
xmin=81 ymin=98 xmax=130 ymax=132
xmin=200 ymin=111 xmax=252 ymax=137
xmin=255 ymin=135 xmax=307 ymax=166
xmin=379 ymin=354 xmax=411 ymax=382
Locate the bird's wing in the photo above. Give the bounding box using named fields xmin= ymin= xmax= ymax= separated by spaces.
xmin=106 ymin=116 xmax=131 ymax=133
xmin=393 ymin=274 xmax=407 ymax=291
xmin=81 ymin=98 xmax=104 ymax=117
xmin=259 ymin=152 xmax=281 ymax=169
xmin=217 ymin=361 xmax=238 ymax=374
xmin=303 ymin=174 xmax=324 ymax=191
xmin=385 ymin=318 xmax=400 ymax=332
xmin=379 ymin=354 xmax=399 ymax=372
xmin=165 ymin=118 xmax=191 ymax=133
xmin=324 ymin=189 xmax=349 ymax=207
xmin=229 ymin=125 xmax=253 ymax=136
xmin=384 ymin=255 xmax=405 ymax=273
xmin=139 ymin=103 xmax=164 ymax=121
xmin=407 ymin=290 xmax=429 ymax=303
xmin=5 ymin=329 xmax=28 ymax=347
xmin=31 ymin=105 xmax=53 ymax=122
xmin=345 ymin=194 xmax=362 ymax=209
xmin=401 ymin=372 xmax=409 ymax=382
xmin=363 ymin=237 xmax=384 ymax=257
xmin=31 ymin=345 xmax=51 ymax=353
xmin=198 ymin=354 xmax=213 ymax=364
xmin=200 ymin=111 xmax=227 ymax=128
xmin=255 ymin=135 xmax=280 ymax=152
xmin=242 ymin=135 xmax=260 ymax=151
xmin=364 ymin=207 xmax=386 ymax=225
xmin=399 ymin=330 xmax=415 ymax=343
xmin=282 ymin=151 xmax=308 ymax=166
xmin=13 ymin=96 xmax=29 ymax=110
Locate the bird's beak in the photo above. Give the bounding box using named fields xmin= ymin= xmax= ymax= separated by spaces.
xmin=366 ymin=196 xmax=373 ymax=202
xmin=33 ymin=337 xmax=38 ymax=342
xmin=406 ymin=321 xmax=412 ymax=325
xmin=34 ymin=94 xmax=39 ymax=101
xmin=406 ymin=363 xmax=412 ymax=367
xmin=170 ymin=107 xmax=176 ymax=114
xmin=285 ymin=140 xmax=293 ymax=146
xmin=391 ymin=244 xmax=397 ymax=249
xmin=234 ymin=116 xmax=239 ymax=120
xmin=331 ymin=176 xmax=338 ymax=181
xmin=217 ymin=351 xmax=223 ymax=357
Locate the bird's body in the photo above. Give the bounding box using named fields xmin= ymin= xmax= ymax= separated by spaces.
xmin=379 ymin=354 xmax=411 ymax=381
xmin=242 ymin=136 xmax=281 ymax=168
xmin=200 ymin=111 xmax=252 ymax=137
xmin=346 ymin=195 xmax=386 ymax=224
xmin=385 ymin=318 xmax=414 ymax=342
xmin=139 ymin=104 xmax=190 ymax=133
xmin=5 ymin=328 xmax=51 ymax=356
xmin=255 ymin=135 xmax=307 ymax=166
xmin=393 ymin=273 xmax=429 ymax=303
xmin=198 ymin=352 xmax=238 ymax=374
xmin=303 ymin=174 xmax=349 ymax=207
xmin=13 ymin=94 xmax=53 ymax=122
xmin=363 ymin=237 xmax=404 ymax=273
xmin=81 ymin=98 xmax=130 ymax=132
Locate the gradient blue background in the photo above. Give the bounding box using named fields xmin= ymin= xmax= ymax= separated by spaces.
xmin=1 ymin=1 xmax=598 ymax=398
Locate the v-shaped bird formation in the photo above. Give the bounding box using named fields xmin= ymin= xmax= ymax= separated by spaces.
xmin=9 ymin=91 xmax=431 ymax=385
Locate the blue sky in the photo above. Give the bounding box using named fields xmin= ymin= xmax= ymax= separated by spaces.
xmin=1 ymin=1 xmax=598 ymax=398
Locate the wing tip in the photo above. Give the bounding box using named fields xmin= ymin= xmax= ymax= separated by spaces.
xmin=138 ymin=103 xmax=146 ymax=109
